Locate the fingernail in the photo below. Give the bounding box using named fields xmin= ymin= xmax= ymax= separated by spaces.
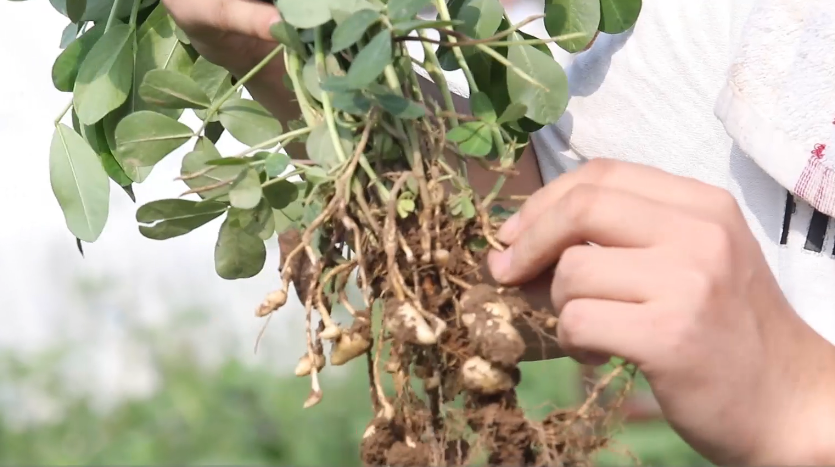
xmin=487 ymin=247 xmax=513 ymax=283
xmin=497 ymin=212 xmax=520 ymax=243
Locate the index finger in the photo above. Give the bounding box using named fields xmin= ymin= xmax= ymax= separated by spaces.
xmin=488 ymin=185 xmax=693 ymax=284
xmin=497 ymin=158 xmax=732 ymax=245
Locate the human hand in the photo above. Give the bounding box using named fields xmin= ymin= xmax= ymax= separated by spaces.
xmin=488 ymin=158 xmax=835 ymax=465
xmin=162 ymin=0 xmax=279 ymax=77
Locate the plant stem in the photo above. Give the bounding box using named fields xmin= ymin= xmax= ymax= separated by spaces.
xmin=315 ymin=28 xmax=388 ymax=200
xmin=197 ymin=44 xmax=286 ymax=134
xmin=417 ymin=30 xmax=458 ymax=127
xmin=433 ymin=0 xmax=478 ymax=92
xmin=285 ymin=49 xmax=319 ymax=126
xmin=314 ymin=27 xmax=348 ymax=164
xmin=54 ymin=100 xmax=73 ymax=126
xmin=104 ymin=0 xmax=125 ymax=32
xmin=481 ymin=174 xmax=506 ymax=208
xmin=129 ymin=0 xmax=141 ymax=27
xmin=476 ymin=43 xmax=544 ymax=89
xmin=262 ymin=170 xmax=303 ymax=188
xmin=231 ymin=126 xmax=312 ymax=158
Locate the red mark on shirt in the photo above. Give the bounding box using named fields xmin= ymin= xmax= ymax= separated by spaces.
xmin=812 ymin=143 xmax=826 ymax=159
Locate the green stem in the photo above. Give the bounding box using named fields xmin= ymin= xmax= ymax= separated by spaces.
xmin=314 ymin=27 xmax=388 ymax=201
xmin=285 ymin=49 xmax=319 ymax=126
xmin=417 ymin=30 xmax=459 ymax=127
xmin=433 ymin=0 xmax=478 ymax=92
xmin=54 ymin=100 xmax=73 ymax=126
xmin=197 ymin=44 xmax=285 ymax=134
xmin=129 ymin=0 xmax=141 ymax=27
xmin=262 ymin=169 xmax=303 ymax=188
xmin=104 ymin=0 xmax=125 ymax=32
xmin=314 ymin=27 xmax=348 ymax=164
xmin=231 ymin=126 xmax=313 ymax=158
xmin=433 ymin=0 xmax=506 ymax=173
xmin=476 ymin=43 xmax=544 ymax=89
xmin=481 ymin=175 xmax=506 ymax=208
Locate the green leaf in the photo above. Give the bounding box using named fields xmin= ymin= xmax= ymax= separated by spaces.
xmin=81 ymin=120 xmax=133 ymax=188
xmin=470 ymin=91 xmax=497 ymax=122
xmin=227 ymin=200 xmax=274 ymax=238
xmin=49 ymin=123 xmax=110 ymax=242
xmin=59 ymin=22 xmax=80 ymax=49
xmin=100 ymin=103 xmax=153 ymax=183
xmin=544 ymin=0 xmax=600 ymax=53
xmin=265 ymin=152 xmax=291 ymax=177
xmin=73 ymin=23 xmax=134 ymax=125
xmin=599 ymin=0 xmax=642 ymax=34
xmin=387 ymin=0 xmax=431 ymax=20
xmin=190 ymin=56 xmax=233 ymax=101
xmin=497 ymin=102 xmax=528 ymax=124
xmin=263 ymin=179 xmax=299 ymax=210
xmin=306 ymin=123 xmax=353 ymax=169
xmin=52 ymin=23 xmax=103 ymax=92
xmin=115 ymin=110 xmax=193 ymax=170
xmin=181 ymin=139 xmax=243 ymax=200
xmin=214 ymin=217 xmax=267 ymax=280
xmin=274 ymin=202 xmax=304 ymax=234
xmin=331 ymin=9 xmax=380 ymax=53
xmin=132 ymin=4 xmax=196 ymax=117
xmin=137 ymin=199 xmax=227 ymax=240
xmin=447 ymin=122 xmax=492 ymax=157
xmin=330 ymin=91 xmax=373 ymax=115
xmin=66 ymin=0 xmax=85 ymax=22
xmin=139 ymin=69 xmax=211 ymax=109
xmin=218 ymin=98 xmax=282 ymax=146
xmin=396 ymin=194 xmax=416 ymax=218
xmin=373 ymin=93 xmax=425 ymax=119
xmin=346 ymin=30 xmax=392 ymax=89
xmin=269 ymin=21 xmax=306 ymax=56
xmin=506 ymin=42 xmax=569 ymax=125
xmin=458 ymin=0 xmax=503 ymax=39
xmin=229 ymin=169 xmax=262 ymax=210
xmin=274 ymin=0 xmax=333 ymax=29
xmin=174 ymin=26 xmax=190 ymax=44
xmin=392 ymin=18 xmax=461 ymax=33
xmin=303 ymin=54 xmax=344 ymax=102
xmin=331 ymin=0 xmax=384 ymax=21
xmin=460 ymin=196 xmax=476 ymax=219
xmin=51 ymin=0 xmax=155 ymax=21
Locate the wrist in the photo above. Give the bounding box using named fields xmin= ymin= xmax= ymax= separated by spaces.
xmin=751 ymin=315 xmax=835 ymax=465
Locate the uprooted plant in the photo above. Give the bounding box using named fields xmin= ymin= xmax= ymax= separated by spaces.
xmin=19 ymin=0 xmax=643 ymax=464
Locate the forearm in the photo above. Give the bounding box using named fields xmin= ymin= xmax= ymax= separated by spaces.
xmin=755 ymin=319 xmax=835 ymax=465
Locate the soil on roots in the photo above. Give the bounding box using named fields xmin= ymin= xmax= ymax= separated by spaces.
xmin=268 ymin=154 xmax=629 ymax=466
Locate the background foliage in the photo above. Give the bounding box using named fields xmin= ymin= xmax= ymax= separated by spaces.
xmin=0 ymin=298 xmax=707 ymax=466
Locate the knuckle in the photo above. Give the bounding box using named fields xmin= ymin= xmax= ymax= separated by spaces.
xmin=582 ymin=158 xmax=618 ymax=182
xmin=705 ymin=186 xmax=742 ymax=221
xmin=552 ymin=246 xmax=586 ymax=304
xmin=697 ymin=221 xmax=735 ymax=272
xmin=556 ymin=300 xmax=588 ymax=350
xmin=680 ymin=267 xmax=717 ymax=305
xmin=560 ymin=183 xmax=599 ymax=225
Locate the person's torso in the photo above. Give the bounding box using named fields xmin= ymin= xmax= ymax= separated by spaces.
xmin=528 ymin=0 xmax=835 ymax=342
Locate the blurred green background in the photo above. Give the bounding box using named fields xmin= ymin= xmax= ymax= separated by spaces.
xmin=0 ymin=295 xmax=709 ymax=466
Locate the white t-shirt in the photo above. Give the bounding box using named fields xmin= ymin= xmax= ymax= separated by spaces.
xmin=413 ymin=0 xmax=835 ymax=344
xmin=529 ymin=0 xmax=835 ymax=345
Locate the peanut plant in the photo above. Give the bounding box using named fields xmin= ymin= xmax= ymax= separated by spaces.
xmin=12 ymin=0 xmax=642 ymax=464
